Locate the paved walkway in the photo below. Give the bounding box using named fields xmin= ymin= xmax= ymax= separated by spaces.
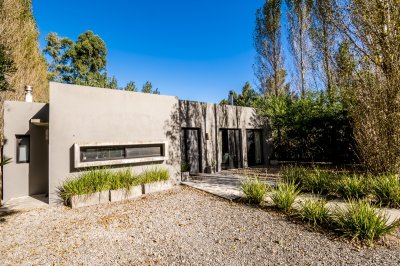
xmin=0 ymin=194 xmax=48 ymax=214
xmin=182 ymin=173 xmax=400 ymax=224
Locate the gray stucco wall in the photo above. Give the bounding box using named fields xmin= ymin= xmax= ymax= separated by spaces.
xmin=179 ymin=100 xmax=270 ymax=172
xmin=2 ymin=101 xmax=49 ymax=201
xmin=48 ymin=82 xmax=181 ymax=204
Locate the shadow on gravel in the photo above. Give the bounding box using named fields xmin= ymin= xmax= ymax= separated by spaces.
xmin=0 ymin=209 xmax=18 ymax=223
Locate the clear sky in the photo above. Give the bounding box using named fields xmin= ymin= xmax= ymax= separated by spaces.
xmin=32 ymin=0 xmax=265 ymax=103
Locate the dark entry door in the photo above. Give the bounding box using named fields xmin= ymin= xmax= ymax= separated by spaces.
xmin=221 ymin=129 xmax=241 ymax=170
xmin=247 ymin=129 xmax=263 ymax=167
xmin=181 ymin=128 xmax=201 ymax=174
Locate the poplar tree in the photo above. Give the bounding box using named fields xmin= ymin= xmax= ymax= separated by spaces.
xmin=286 ymin=0 xmax=313 ymax=97
xmin=254 ymin=0 xmax=286 ymax=96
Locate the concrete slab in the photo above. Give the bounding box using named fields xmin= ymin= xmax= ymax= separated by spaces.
xmin=0 ymin=194 xmax=48 ymax=213
xmin=181 ymin=174 xmax=244 ymax=200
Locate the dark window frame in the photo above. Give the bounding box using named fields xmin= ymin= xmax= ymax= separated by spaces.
xmin=80 ymin=144 xmax=165 ymax=163
xmin=16 ymin=135 xmax=30 ymax=164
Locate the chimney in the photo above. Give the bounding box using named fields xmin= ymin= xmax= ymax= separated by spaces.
xmin=25 ymin=85 xmax=33 ymax=102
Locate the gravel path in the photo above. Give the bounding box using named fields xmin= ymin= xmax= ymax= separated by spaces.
xmin=1 ymin=186 xmax=399 ymax=265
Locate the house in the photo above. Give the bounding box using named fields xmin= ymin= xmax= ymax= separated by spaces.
xmin=2 ymin=82 xmax=270 ymax=204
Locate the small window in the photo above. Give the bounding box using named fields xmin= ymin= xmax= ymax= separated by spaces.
xmin=16 ymin=135 xmax=30 ymax=163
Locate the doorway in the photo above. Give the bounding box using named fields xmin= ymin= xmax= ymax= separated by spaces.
xmin=181 ymin=128 xmax=201 ymax=174
xmin=220 ymin=129 xmax=241 ymax=170
xmin=246 ymin=129 xmax=263 ymax=167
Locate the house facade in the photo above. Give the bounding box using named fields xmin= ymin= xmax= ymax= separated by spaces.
xmin=2 ymin=82 xmax=270 ymax=204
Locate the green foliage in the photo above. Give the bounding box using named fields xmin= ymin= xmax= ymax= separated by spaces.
xmin=332 ymin=200 xmax=400 ymax=243
xmin=298 ymin=198 xmax=330 ymax=227
xmin=58 ymin=167 xmax=169 ymax=205
xmin=271 ymin=181 xmax=300 ymax=212
xmin=68 ymin=31 xmax=107 ymax=82
xmin=0 ymin=44 xmax=16 ymax=91
xmin=255 ymin=92 xmax=356 ymax=163
xmin=336 ymin=175 xmax=369 ymax=200
xmin=241 ymin=177 xmax=268 ymax=204
xmin=220 ymin=82 xmax=259 ymax=107
xmin=301 ymin=168 xmax=334 ymax=195
xmin=108 ymin=169 xmax=135 ymax=190
xmin=125 ymin=81 xmax=137 ymax=91
xmin=281 ymin=165 xmax=308 ymax=186
xmin=371 ymin=175 xmax=400 ymax=208
xmin=43 ymin=32 xmax=73 ymax=82
xmin=0 ymin=155 xmax=12 ymax=166
xmin=181 ymin=161 xmax=191 ymax=172
xmin=136 ymin=167 xmax=169 ymax=184
xmin=142 ymin=81 xmax=160 ymax=94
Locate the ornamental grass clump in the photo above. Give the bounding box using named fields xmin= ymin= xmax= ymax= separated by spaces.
xmin=371 ymin=174 xmax=400 ymax=208
xmin=298 ymin=198 xmax=330 ymax=227
xmin=241 ymin=177 xmax=268 ymax=204
xmin=332 ymin=200 xmax=400 ymax=243
xmin=108 ymin=169 xmax=135 ymax=190
xmin=271 ymin=181 xmax=300 ymax=212
xmin=58 ymin=168 xmax=113 ymax=205
xmin=281 ymin=165 xmax=308 ymax=187
xmin=302 ymin=168 xmax=334 ymax=195
xmin=336 ymin=174 xmax=370 ymax=200
xmin=136 ymin=167 xmax=170 ymax=185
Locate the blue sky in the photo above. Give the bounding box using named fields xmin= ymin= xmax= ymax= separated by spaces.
xmin=32 ymin=0 xmax=265 ymax=103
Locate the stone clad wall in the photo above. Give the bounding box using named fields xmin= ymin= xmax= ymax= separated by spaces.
xmin=179 ymin=100 xmax=269 ymax=172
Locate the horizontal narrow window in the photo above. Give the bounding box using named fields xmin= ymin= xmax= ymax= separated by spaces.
xmin=80 ymin=144 xmax=164 ymax=163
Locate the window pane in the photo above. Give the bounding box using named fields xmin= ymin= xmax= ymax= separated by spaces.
xmin=17 ymin=136 xmax=30 ymax=163
xmin=126 ymin=146 xmax=162 ymax=158
xmin=80 ymin=144 xmax=163 ymax=163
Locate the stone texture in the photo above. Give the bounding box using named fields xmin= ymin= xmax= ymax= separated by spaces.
xmin=99 ymin=191 xmax=110 ymax=204
xmin=70 ymin=192 xmax=100 ymax=208
xmin=143 ymin=180 xmax=173 ymax=194
xmin=110 ymin=186 xmax=142 ymax=202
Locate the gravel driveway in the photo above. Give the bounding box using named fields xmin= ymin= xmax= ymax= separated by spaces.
xmin=1 ymin=186 xmax=399 ymax=265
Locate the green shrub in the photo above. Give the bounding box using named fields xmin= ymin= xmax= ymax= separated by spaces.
xmin=108 ymin=169 xmax=135 ymax=190
xmin=57 ymin=168 xmax=113 ymax=204
xmin=281 ymin=165 xmax=308 ymax=186
xmin=332 ymin=200 xmax=400 ymax=243
xmin=136 ymin=167 xmax=170 ymax=185
xmin=271 ymin=181 xmax=300 ymax=212
xmin=298 ymin=198 xmax=330 ymax=227
xmin=372 ymin=175 xmax=400 ymax=208
xmin=58 ymin=167 xmax=170 ymax=205
xmin=336 ymin=175 xmax=369 ymax=200
xmin=181 ymin=161 xmax=191 ymax=172
xmin=241 ymin=177 xmax=268 ymax=204
xmin=302 ymin=168 xmax=334 ymax=195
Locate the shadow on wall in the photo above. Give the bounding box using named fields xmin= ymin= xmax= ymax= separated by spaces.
xmin=164 ymin=101 xmax=182 ymax=178
xmin=250 ymin=108 xmax=272 ymax=163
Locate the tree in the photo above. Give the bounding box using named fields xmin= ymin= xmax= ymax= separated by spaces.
xmin=0 ymin=44 xmax=16 ymax=92
xmin=332 ymin=0 xmax=400 ymax=173
xmin=310 ymin=0 xmax=337 ymax=99
xmin=334 ymin=40 xmax=356 ymax=98
xmin=142 ymin=81 xmax=160 ymax=94
xmin=220 ymin=82 xmax=259 ymax=107
xmin=125 ymin=81 xmax=137 ymax=91
xmin=43 ymin=33 xmax=73 ymax=82
xmin=286 ymin=0 xmax=313 ymax=97
xmin=108 ymin=76 xmax=118 ymax=90
xmin=254 ymin=0 xmax=285 ymax=96
xmin=67 ymin=31 xmax=107 ymax=86
xmin=44 ymin=30 xmax=111 ymax=88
